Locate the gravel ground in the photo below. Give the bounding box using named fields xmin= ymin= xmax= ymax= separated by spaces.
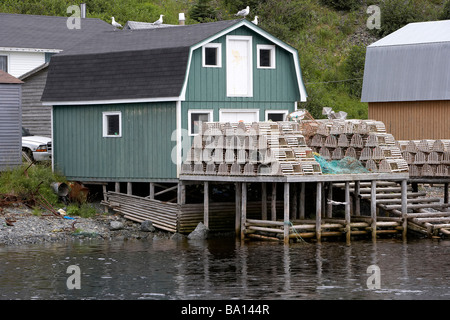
xmin=0 ymin=203 xmax=174 ymax=246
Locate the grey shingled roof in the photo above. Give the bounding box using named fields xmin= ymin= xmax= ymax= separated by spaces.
xmin=41 ymin=19 xmax=242 ymax=102
xmin=0 ymin=13 xmax=114 ymax=51
xmin=361 ymin=20 xmax=450 ymax=102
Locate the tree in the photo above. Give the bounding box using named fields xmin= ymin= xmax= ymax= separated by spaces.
xmin=189 ymin=0 xmax=217 ymax=22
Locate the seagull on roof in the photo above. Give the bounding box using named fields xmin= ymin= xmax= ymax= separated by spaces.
xmin=111 ymin=17 xmax=122 ymax=29
xmin=251 ymin=16 xmax=258 ymax=25
xmin=235 ymin=6 xmax=250 ymax=18
xmin=153 ymin=15 xmax=164 ymax=25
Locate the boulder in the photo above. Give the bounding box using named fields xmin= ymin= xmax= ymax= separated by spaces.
xmin=109 ymin=220 xmax=124 ymax=231
xmin=187 ymin=222 xmax=209 ymax=240
xmin=140 ymin=220 xmax=155 ymax=232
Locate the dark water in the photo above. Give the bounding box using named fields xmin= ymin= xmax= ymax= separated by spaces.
xmin=0 ymin=237 xmax=449 ymax=301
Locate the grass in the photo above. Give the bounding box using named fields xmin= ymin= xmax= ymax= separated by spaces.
xmin=0 ymin=163 xmax=99 ymax=218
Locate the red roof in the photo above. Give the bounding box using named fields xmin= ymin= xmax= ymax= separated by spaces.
xmin=0 ymin=70 xmax=23 ymax=84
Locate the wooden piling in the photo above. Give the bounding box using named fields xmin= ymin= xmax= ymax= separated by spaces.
xmin=271 ymin=182 xmax=277 ymax=221
xmin=204 ymin=181 xmax=209 ymax=229
xmin=284 ymin=182 xmax=290 ymax=244
xmin=345 ymin=181 xmax=351 ymax=244
xmin=371 ymin=180 xmax=377 ymax=241
xmin=236 ymin=182 xmax=241 ymax=237
xmin=241 ymin=182 xmax=247 ymax=241
xmin=261 ymin=182 xmax=267 ymax=220
xmin=316 ymin=182 xmax=322 ymax=242
xmin=300 ymin=182 xmax=305 ymax=219
xmin=401 ymin=179 xmax=408 ymax=240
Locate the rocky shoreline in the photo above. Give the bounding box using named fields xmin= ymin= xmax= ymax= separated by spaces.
xmin=0 ymin=203 xmax=178 ymax=246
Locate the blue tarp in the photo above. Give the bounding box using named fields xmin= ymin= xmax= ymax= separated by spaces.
xmin=313 ymin=155 xmax=369 ymax=174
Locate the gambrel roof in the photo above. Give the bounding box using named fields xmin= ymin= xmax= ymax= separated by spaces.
xmin=41 ymin=19 xmax=307 ymax=104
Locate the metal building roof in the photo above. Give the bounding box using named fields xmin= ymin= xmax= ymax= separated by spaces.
xmin=361 ymin=20 xmax=450 ymax=102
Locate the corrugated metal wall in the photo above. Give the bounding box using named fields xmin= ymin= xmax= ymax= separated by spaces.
xmin=0 ymin=84 xmax=22 ymax=171
xmin=21 ymin=69 xmax=51 ymax=137
xmin=53 ymin=102 xmax=177 ymax=181
xmin=369 ymin=101 xmax=450 ymax=140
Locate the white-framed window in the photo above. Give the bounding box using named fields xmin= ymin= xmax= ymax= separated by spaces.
xmin=202 ymin=43 xmax=222 ymax=68
xmin=0 ymin=55 xmax=8 ymax=72
xmin=188 ymin=109 xmax=213 ymax=136
xmin=257 ymin=45 xmax=276 ymax=69
xmin=102 ymin=111 xmax=122 ymax=137
xmin=265 ymin=110 xmax=288 ymax=122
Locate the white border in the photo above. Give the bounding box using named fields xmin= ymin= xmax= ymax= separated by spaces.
xmin=102 ymin=111 xmax=122 ymax=138
xmin=188 ymin=109 xmax=213 ymax=136
xmin=257 ymin=44 xmax=276 ymax=69
xmin=202 ymin=43 xmax=222 ymax=68
xmin=226 ymin=35 xmax=253 ymax=98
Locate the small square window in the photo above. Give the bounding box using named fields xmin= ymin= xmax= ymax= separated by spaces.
xmin=266 ymin=110 xmax=288 ymax=122
xmin=202 ymin=43 xmax=221 ymax=68
xmin=0 ymin=56 xmax=8 ymax=72
xmin=103 ymin=111 xmax=122 ymax=137
xmin=189 ymin=110 xmax=213 ymax=136
xmin=257 ymin=45 xmax=275 ymax=69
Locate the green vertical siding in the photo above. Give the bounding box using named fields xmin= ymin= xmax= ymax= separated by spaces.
xmin=53 ymin=102 xmax=177 ymax=181
xmin=185 ymin=26 xmax=301 ymax=103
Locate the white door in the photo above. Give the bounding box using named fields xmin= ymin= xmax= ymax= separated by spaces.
xmin=226 ymin=36 xmax=252 ymax=97
xmin=219 ymin=109 xmax=259 ymax=123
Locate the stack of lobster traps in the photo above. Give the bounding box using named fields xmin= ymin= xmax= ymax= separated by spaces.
xmin=397 ymin=139 xmax=450 ymax=177
xmin=181 ymin=121 xmax=322 ymax=176
xmin=306 ymin=119 xmax=409 ymax=174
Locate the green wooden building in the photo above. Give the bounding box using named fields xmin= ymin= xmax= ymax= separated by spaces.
xmin=41 ymin=19 xmax=307 ymax=184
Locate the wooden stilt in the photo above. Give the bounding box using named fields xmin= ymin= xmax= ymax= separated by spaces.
xmin=271 ymin=182 xmax=277 ymax=221
xmin=291 ymin=183 xmax=297 ymax=220
xmin=354 ymin=181 xmax=361 ymax=216
xmin=127 ymin=182 xmax=132 ymax=195
xmin=149 ymin=182 xmax=155 ymax=199
xmin=401 ymin=179 xmax=408 ymax=240
xmin=177 ymin=182 xmax=186 ymax=205
xmin=284 ymin=182 xmax=290 ymax=244
xmin=204 ymin=181 xmax=209 ymax=229
xmin=102 ymin=184 xmax=108 ymax=213
xmin=241 ymin=182 xmax=247 ymax=241
xmin=236 ymin=182 xmax=242 ymax=238
xmin=316 ymin=182 xmax=322 ymax=242
xmin=300 ymin=182 xmax=305 ymax=219
xmin=371 ymin=180 xmax=377 ymax=241
xmin=115 ymin=182 xmax=120 ymax=193
xmin=444 ymin=183 xmax=449 ymax=211
xmin=345 ymin=181 xmax=351 ymax=244
xmin=327 ymin=182 xmax=333 ymax=218
xmin=262 ymin=182 xmax=267 ymax=220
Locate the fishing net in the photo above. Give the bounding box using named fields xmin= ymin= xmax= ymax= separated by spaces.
xmin=313 ymin=154 xmax=369 ymax=174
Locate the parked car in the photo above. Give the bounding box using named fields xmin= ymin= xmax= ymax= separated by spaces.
xmin=22 ymin=127 xmax=52 ymax=162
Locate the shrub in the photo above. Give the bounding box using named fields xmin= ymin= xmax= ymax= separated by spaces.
xmin=320 ymin=0 xmax=362 ymax=11
xmin=343 ymin=45 xmax=366 ymax=98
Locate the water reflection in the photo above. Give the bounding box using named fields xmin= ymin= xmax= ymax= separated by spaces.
xmin=0 ymin=237 xmax=449 ymax=300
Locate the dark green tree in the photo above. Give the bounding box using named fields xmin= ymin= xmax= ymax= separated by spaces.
xmin=189 ymin=0 xmax=217 ymax=22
